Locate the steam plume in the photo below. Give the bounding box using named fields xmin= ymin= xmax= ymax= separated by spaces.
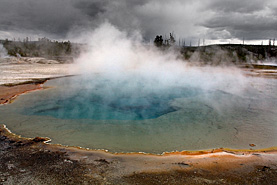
xmin=0 ymin=44 xmax=8 ymax=58
xmin=75 ymin=22 xmax=248 ymax=96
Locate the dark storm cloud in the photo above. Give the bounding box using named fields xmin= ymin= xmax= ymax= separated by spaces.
xmin=0 ymin=0 xmax=92 ymax=38
xmin=207 ymin=0 xmax=267 ymax=13
xmin=203 ymin=0 xmax=277 ymax=40
xmin=0 ymin=0 xmax=276 ymax=41
xmin=73 ymin=1 xmax=106 ymax=18
xmin=0 ymin=0 xmax=149 ymax=39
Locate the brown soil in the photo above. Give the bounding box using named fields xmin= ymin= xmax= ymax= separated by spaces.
xmin=0 ymin=83 xmax=44 ymax=104
xmin=1 ymin=125 xmax=277 ymax=184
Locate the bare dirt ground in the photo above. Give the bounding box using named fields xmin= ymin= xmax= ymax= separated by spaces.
xmin=1 ymin=125 xmax=277 ymax=184
xmin=0 ymin=83 xmax=43 ymax=104
xmin=0 ymin=57 xmax=76 ymax=85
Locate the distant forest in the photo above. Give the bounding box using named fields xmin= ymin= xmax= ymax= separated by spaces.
xmin=154 ymin=34 xmax=277 ymax=64
xmin=0 ymin=38 xmax=83 ymax=61
xmin=1 ymin=36 xmax=277 ymax=64
xmin=180 ymin=44 xmax=277 ymax=64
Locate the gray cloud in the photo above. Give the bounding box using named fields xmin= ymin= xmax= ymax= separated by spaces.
xmin=0 ymin=0 xmax=90 ymax=39
xmin=73 ymin=1 xmax=106 ymax=18
xmin=0 ymin=0 xmax=276 ymax=42
xmin=207 ymin=0 xmax=267 ymax=13
xmin=203 ymin=0 xmax=277 ymax=40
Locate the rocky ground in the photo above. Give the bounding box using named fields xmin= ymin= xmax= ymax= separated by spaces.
xmin=240 ymin=63 xmax=277 ymax=78
xmin=1 ymin=125 xmax=277 ymax=184
xmin=0 ymin=57 xmax=77 ymax=85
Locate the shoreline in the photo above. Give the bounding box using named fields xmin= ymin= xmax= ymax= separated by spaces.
xmin=0 ymin=82 xmax=44 ymax=105
xmin=1 ymin=124 xmax=277 ymax=184
xmin=0 ymin=75 xmax=75 ymax=105
xmin=2 ymin=124 xmax=277 ymax=156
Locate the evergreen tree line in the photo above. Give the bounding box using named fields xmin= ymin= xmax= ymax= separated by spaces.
xmin=0 ymin=39 xmax=82 ymax=58
xmin=153 ymin=34 xmax=277 ymax=64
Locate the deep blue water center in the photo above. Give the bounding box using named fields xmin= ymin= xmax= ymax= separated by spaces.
xmin=24 ymin=75 xmax=200 ymax=120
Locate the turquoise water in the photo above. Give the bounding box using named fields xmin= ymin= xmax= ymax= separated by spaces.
xmin=0 ymin=74 xmax=277 ymax=153
xmin=23 ymin=75 xmax=201 ymax=120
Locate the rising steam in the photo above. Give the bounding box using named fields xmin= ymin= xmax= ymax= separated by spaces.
xmin=0 ymin=44 xmax=8 ymax=58
xmin=75 ymin=22 xmax=248 ymax=96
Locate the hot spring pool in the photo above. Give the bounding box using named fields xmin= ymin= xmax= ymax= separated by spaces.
xmin=0 ymin=74 xmax=277 ymax=153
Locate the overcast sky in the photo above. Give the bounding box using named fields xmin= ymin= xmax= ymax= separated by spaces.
xmin=0 ymin=0 xmax=276 ymax=44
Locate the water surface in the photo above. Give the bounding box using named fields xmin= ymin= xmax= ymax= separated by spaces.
xmin=0 ymin=74 xmax=276 ymax=153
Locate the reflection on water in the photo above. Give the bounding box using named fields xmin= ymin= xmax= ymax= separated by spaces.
xmin=0 ymin=75 xmax=276 ymax=153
